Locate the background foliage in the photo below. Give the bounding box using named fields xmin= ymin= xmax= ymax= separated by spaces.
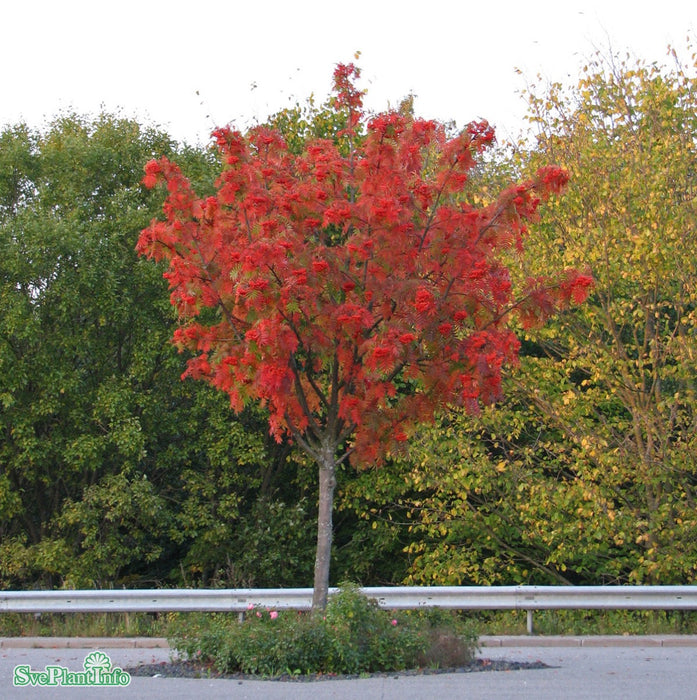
xmin=340 ymin=47 xmax=697 ymax=587
xmin=2 ymin=46 xmax=697 ymax=591
xmin=0 ymin=114 xmax=317 ymax=588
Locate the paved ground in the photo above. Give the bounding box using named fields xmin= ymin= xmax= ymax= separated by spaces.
xmin=2 ymin=636 xmax=696 ymax=699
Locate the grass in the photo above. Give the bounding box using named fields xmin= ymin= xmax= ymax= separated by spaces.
xmin=472 ymin=609 xmax=697 ymax=636
xmin=2 ymin=608 xmax=697 ymax=639
xmin=0 ymin=611 xmax=173 ymax=638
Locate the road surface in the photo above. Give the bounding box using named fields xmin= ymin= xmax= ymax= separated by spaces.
xmin=1 ymin=636 xmax=696 ymax=699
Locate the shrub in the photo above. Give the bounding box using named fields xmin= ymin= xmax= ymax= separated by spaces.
xmin=168 ymin=584 xmax=478 ymax=676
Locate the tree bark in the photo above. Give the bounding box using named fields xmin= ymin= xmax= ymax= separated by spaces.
xmin=312 ymin=451 xmax=336 ymax=612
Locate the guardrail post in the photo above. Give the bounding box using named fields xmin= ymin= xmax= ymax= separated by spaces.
xmin=527 ymin=609 xmax=534 ymax=635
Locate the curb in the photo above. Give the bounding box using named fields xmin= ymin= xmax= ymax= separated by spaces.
xmin=480 ymin=635 xmax=697 ymax=648
xmin=0 ymin=637 xmax=169 ymax=649
xmin=3 ymin=635 xmax=697 ymax=649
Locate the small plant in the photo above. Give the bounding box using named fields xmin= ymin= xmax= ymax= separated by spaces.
xmin=406 ymin=606 xmax=479 ymax=668
xmin=167 ymin=584 xmax=478 ymax=677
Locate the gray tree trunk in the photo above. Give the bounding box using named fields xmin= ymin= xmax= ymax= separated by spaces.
xmin=311 ymin=451 xmax=336 ymax=612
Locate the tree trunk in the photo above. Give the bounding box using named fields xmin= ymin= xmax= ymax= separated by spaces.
xmin=312 ymin=451 xmax=336 ymax=612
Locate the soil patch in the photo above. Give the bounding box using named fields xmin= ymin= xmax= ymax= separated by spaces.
xmin=127 ymin=657 xmax=550 ymax=681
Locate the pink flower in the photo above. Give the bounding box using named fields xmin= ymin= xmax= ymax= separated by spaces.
xmin=391 ymin=619 xmax=398 ymax=626
xmin=269 ymin=611 xmax=278 ymax=619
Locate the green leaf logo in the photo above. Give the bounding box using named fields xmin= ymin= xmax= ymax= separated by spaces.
xmin=83 ymin=651 xmax=112 ymax=672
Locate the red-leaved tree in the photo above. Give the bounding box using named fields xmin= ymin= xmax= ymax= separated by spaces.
xmin=137 ymin=64 xmax=592 ymax=610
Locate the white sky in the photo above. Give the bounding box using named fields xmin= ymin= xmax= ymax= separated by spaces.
xmin=3 ymin=0 xmax=696 ymax=146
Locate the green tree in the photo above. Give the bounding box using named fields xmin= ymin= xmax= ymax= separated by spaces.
xmin=0 ymin=115 xmax=250 ymax=586
xmin=0 ymin=113 xmax=184 ymax=586
xmin=0 ymin=112 xmax=322 ymax=590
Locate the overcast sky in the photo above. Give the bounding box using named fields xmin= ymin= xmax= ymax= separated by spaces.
xmin=3 ymin=1 xmax=695 ymax=146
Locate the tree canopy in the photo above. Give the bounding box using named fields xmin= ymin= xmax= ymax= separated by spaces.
xmin=138 ymin=63 xmax=590 ymax=608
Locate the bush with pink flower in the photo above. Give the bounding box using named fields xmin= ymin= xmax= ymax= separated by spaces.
xmin=168 ymin=584 xmax=477 ymax=676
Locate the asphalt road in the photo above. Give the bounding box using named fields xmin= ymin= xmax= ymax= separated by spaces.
xmin=2 ymin=637 xmax=696 ymax=699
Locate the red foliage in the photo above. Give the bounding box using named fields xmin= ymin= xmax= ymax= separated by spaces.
xmin=137 ymin=63 xmax=591 ymax=466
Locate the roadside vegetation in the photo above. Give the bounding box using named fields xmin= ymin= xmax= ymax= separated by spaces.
xmin=2 ymin=44 xmax=697 ymax=652
xmin=3 ymin=607 xmax=697 ymax=640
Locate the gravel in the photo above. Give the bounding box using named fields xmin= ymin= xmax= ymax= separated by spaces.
xmin=126 ymin=658 xmax=549 ymax=681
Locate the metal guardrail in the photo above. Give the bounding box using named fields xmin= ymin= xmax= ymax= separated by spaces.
xmin=2 ymin=586 xmax=696 ymax=634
